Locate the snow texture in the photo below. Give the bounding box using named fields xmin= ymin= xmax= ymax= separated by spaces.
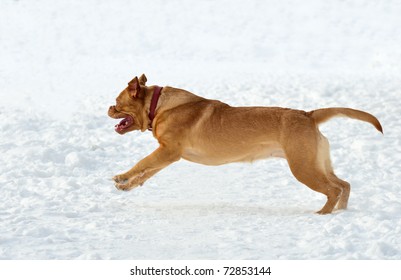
xmin=0 ymin=0 xmax=400 ymax=259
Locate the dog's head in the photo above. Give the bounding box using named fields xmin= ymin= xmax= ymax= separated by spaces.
xmin=108 ymin=74 xmax=148 ymax=134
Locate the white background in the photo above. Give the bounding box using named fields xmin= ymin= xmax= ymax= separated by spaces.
xmin=0 ymin=0 xmax=400 ymax=261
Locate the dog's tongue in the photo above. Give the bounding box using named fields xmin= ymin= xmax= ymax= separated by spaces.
xmin=115 ymin=116 xmax=133 ymax=132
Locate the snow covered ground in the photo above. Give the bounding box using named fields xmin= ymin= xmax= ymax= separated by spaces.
xmin=1 ymin=0 xmax=401 ymax=259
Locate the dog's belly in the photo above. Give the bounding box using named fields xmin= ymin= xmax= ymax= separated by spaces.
xmin=182 ymin=143 xmax=286 ymax=166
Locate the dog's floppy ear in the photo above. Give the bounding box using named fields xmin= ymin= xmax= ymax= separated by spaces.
xmin=138 ymin=74 xmax=147 ymax=86
xmin=128 ymin=76 xmax=142 ymax=98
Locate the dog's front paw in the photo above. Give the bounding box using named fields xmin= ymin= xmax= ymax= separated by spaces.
xmin=115 ymin=177 xmax=143 ymax=191
xmin=115 ymin=182 xmax=135 ymax=191
xmin=113 ymin=174 xmax=128 ymax=183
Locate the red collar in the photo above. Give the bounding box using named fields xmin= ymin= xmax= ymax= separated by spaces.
xmin=148 ymin=86 xmax=163 ymax=131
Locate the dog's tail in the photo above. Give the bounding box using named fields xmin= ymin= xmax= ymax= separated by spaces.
xmin=309 ymin=107 xmax=383 ymax=134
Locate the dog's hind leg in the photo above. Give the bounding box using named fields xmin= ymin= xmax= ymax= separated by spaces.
xmin=328 ymin=173 xmax=350 ymax=210
xmin=319 ymin=134 xmax=351 ymax=210
xmin=287 ymin=160 xmax=342 ymax=214
xmin=283 ymin=130 xmax=343 ymax=214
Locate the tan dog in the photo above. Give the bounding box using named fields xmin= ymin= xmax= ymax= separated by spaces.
xmin=108 ymin=74 xmax=383 ymax=214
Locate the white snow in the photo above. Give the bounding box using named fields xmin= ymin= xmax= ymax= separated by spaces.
xmin=1 ymin=0 xmax=401 ymax=259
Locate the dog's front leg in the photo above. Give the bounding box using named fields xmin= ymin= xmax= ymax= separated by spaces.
xmin=114 ymin=146 xmax=181 ymax=191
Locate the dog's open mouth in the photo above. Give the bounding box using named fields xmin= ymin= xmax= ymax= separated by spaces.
xmin=115 ymin=116 xmax=134 ymax=134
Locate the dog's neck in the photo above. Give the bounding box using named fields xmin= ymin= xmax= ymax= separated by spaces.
xmin=148 ymin=86 xmax=163 ymax=131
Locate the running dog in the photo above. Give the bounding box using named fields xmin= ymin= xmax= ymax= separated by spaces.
xmin=108 ymin=74 xmax=382 ymax=214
